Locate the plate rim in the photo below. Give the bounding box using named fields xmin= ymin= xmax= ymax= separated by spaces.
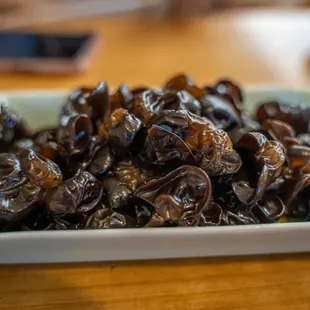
xmin=1 ymin=221 xmax=310 ymax=240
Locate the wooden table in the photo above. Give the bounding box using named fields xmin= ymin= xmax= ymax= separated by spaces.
xmin=1 ymin=9 xmax=310 ymax=310
xmin=1 ymin=9 xmax=310 ymax=89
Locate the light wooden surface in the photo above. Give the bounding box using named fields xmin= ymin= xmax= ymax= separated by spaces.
xmin=0 ymin=9 xmax=310 ymax=90
xmin=1 ymin=254 xmax=310 ymax=310
xmin=1 ymin=10 xmax=310 ymax=310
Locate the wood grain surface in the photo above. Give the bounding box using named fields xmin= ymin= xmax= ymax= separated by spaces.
xmin=1 ymin=255 xmax=310 ymax=309
xmin=1 ymin=9 xmax=310 ymax=310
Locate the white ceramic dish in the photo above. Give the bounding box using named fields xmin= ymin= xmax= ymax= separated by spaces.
xmin=0 ymin=86 xmax=310 ymax=264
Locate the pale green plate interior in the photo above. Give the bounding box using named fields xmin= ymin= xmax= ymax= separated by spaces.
xmin=244 ymin=88 xmax=310 ymax=114
xmin=1 ymin=87 xmax=310 ymax=133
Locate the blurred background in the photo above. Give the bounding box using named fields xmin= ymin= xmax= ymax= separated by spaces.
xmin=1 ymin=0 xmax=310 ymax=27
xmin=0 ymin=0 xmax=310 ymax=88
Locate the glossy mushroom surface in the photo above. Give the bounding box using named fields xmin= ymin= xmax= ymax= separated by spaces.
xmin=1 ymin=74 xmax=310 ymax=232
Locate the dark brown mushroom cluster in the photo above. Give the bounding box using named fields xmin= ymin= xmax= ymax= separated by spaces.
xmin=1 ymin=74 xmax=310 ymax=232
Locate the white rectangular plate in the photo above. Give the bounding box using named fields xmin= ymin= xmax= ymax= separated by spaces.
xmin=0 ymin=86 xmax=310 ymax=264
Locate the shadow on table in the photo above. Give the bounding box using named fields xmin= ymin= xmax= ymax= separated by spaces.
xmin=0 ymin=263 xmax=104 ymax=310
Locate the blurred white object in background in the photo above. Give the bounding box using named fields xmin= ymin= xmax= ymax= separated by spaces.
xmin=0 ymin=0 xmax=309 ymax=29
xmin=0 ymin=0 xmax=167 ymax=29
xmin=169 ymin=0 xmax=308 ymax=15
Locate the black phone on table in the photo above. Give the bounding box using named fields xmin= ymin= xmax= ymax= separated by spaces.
xmin=0 ymin=32 xmax=99 ymax=74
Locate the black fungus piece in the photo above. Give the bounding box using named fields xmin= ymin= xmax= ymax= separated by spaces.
xmin=45 ymin=170 xmax=103 ymax=215
xmin=103 ymin=177 xmax=132 ymax=209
